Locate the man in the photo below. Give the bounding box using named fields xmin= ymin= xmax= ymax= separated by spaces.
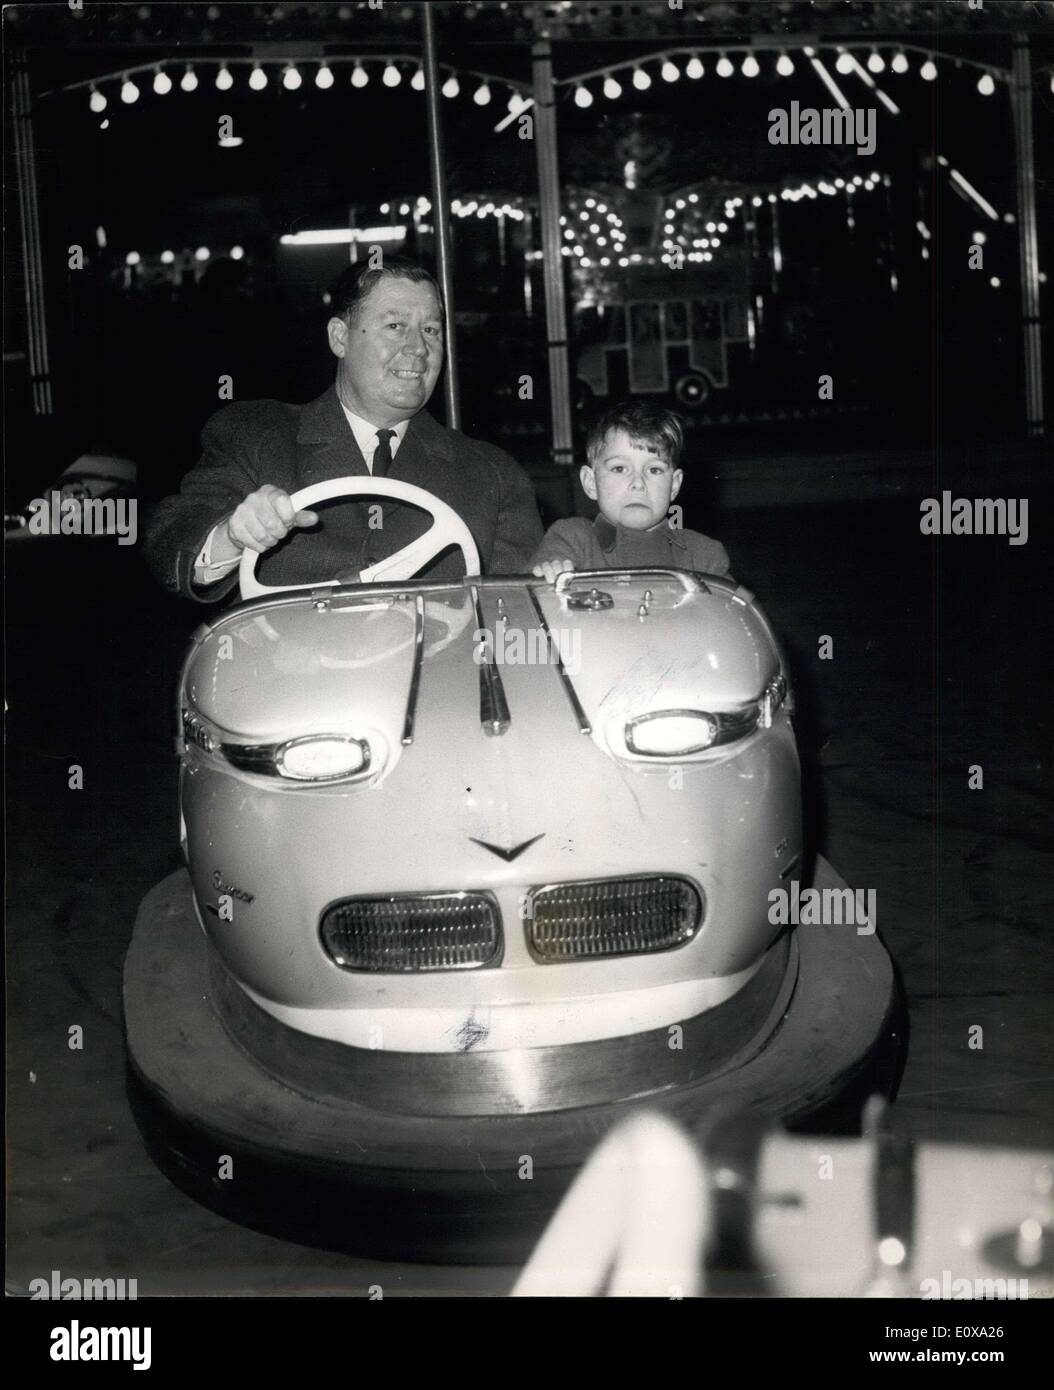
xmin=144 ymin=256 xmax=542 ymax=601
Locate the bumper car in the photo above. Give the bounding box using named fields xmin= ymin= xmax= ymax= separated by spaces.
xmin=125 ymin=477 xmax=901 ymax=1263
xmin=5 ymin=453 xmax=137 ymax=539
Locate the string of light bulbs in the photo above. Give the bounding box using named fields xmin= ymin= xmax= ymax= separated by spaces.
xmin=560 ymin=42 xmax=1010 ymax=109
xmin=73 ymin=56 xmax=529 ymax=114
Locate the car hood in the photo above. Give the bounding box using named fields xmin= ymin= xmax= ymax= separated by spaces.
xmin=183 ymin=573 xmax=778 ymax=754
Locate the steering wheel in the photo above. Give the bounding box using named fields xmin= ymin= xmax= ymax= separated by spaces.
xmin=238 ymin=476 xmax=481 ymax=601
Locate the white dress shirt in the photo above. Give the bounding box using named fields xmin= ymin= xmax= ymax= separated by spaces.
xmin=193 ymin=405 xmax=410 ymax=584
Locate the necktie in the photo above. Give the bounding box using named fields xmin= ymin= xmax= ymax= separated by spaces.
xmin=372 ymin=428 xmax=396 ymax=478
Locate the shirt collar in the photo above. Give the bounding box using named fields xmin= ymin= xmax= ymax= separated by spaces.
xmin=592 ymin=515 xmax=688 ymax=552
xmin=339 ymin=402 xmax=411 ymax=458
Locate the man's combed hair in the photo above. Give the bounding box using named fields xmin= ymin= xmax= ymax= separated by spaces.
xmin=585 ymin=400 xmax=685 ymax=469
xmin=326 ymin=255 xmax=442 ymax=324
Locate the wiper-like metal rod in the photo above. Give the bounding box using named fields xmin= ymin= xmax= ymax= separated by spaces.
xmin=528 ymin=589 xmax=592 ymax=735
xmin=471 ymin=586 xmax=510 ymax=737
xmin=401 ymin=594 xmax=425 ymax=747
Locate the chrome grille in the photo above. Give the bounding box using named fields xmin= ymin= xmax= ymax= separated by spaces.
xmin=525 ymin=876 xmax=703 ymax=962
xmin=320 ymin=892 xmax=500 ymax=972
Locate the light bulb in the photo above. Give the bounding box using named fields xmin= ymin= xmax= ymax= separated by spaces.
xmin=411 ymin=66 xmax=425 ymax=91
xmin=868 ymin=49 xmax=885 ymax=74
xmin=661 ymin=60 xmax=679 ymax=82
xmin=603 ymin=75 xmax=622 ymax=99
xmin=153 ymin=69 xmax=172 ymax=95
xmin=125 ymin=251 xmax=141 ymax=266
xmin=633 ymin=67 xmax=651 ymax=91
xmin=180 ymin=66 xmax=198 ymax=93
xmin=195 ymin=247 xmax=210 ymax=262
xmin=473 ymin=82 xmax=491 ymax=105
xmin=230 ymin=245 xmax=244 ymax=260
xmin=574 ymin=84 xmax=593 ymax=108
xmin=383 ymin=63 xmax=401 ymax=88
xmin=776 ymin=52 xmax=794 ymax=77
xmin=741 ymin=54 xmax=760 ymax=78
xmin=686 ymin=56 xmax=704 ymax=79
xmin=891 ymin=51 xmax=909 ymax=75
xmin=316 ymin=64 xmax=334 ymax=89
xmin=920 ymin=58 xmax=937 ymax=82
xmin=716 ymin=54 xmax=734 ymax=78
xmin=352 ymin=63 xmax=369 ymax=89
xmin=89 ymin=87 xmax=107 ymax=113
xmin=249 ymin=65 xmax=268 ymax=91
xmin=977 ymin=72 xmax=995 ymax=96
xmin=282 ymin=66 xmax=301 ymax=91
xmin=836 ymin=51 xmax=855 ymax=75
xmin=216 ymin=65 xmax=233 ymax=91
xmin=120 ymin=78 xmax=139 ymax=104
xmin=160 ymin=250 xmax=175 ymax=264
xmin=441 ymin=74 xmax=458 ymax=97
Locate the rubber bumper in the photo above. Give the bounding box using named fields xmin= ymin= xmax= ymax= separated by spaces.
xmin=124 ymin=857 xmax=901 ymax=1264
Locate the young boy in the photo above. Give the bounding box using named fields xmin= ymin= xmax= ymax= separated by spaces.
xmin=532 ymin=401 xmax=730 ymax=581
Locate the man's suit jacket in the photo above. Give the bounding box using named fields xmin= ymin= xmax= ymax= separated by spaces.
xmin=144 ymin=387 xmax=543 ymax=601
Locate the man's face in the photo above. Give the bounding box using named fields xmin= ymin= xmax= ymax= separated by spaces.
xmin=327 ymin=276 xmax=444 ymax=428
xmin=581 ymin=429 xmax=683 ymax=530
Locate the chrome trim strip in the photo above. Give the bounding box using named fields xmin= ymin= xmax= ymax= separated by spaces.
xmin=471 ymin=585 xmax=510 ymax=737
xmin=401 ymin=594 xmax=425 ymax=746
xmin=555 ymin=567 xmax=708 ymax=598
xmin=527 ymin=588 xmax=591 ymax=735
xmin=190 ymin=570 xmax=718 ymax=647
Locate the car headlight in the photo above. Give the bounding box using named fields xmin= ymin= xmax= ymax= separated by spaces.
xmin=218 ymin=733 xmax=371 ymax=782
xmin=181 ymin=707 xmax=377 ymax=783
xmin=276 ymin=735 xmax=370 ymax=781
xmin=623 ymin=675 xmax=787 ymax=758
xmin=626 ymin=710 xmax=721 ymax=756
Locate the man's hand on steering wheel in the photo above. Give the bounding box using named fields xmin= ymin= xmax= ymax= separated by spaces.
xmin=225 ymin=485 xmax=318 ymax=556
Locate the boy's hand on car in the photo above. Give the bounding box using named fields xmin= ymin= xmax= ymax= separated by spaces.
xmin=223 ymin=485 xmax=318 ymax=557
xmin=533 ymin=558 xmax=575 ymax=584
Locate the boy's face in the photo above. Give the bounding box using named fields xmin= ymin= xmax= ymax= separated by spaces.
xmin=581 ymin=429 xmax=683 ymax=531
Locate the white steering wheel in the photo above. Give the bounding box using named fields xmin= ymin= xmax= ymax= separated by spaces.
xmin=238 ymin=476 xmax=481 ymax=600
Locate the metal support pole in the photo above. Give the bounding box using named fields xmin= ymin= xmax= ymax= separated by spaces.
xmin=10 ymin=49 xmax=53 ymax=416
xmin=531 ymin=38 xmax=574 ymax=469
xmin=421 ymin=2 xmax=459 ymax=430
xmin=1010 ymin=33 xmax=1044 ymax=437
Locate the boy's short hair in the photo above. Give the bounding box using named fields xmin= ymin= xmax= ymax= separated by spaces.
xmin=585 ymin=400 xmax=685 ymax=470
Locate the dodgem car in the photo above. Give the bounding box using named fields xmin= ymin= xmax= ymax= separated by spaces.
xmin=125 ymin=477 xmax=899 ymax=1263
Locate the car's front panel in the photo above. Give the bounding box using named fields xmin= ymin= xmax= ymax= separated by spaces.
xmin=179 ymin=571 xmax=801 ymax=1055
